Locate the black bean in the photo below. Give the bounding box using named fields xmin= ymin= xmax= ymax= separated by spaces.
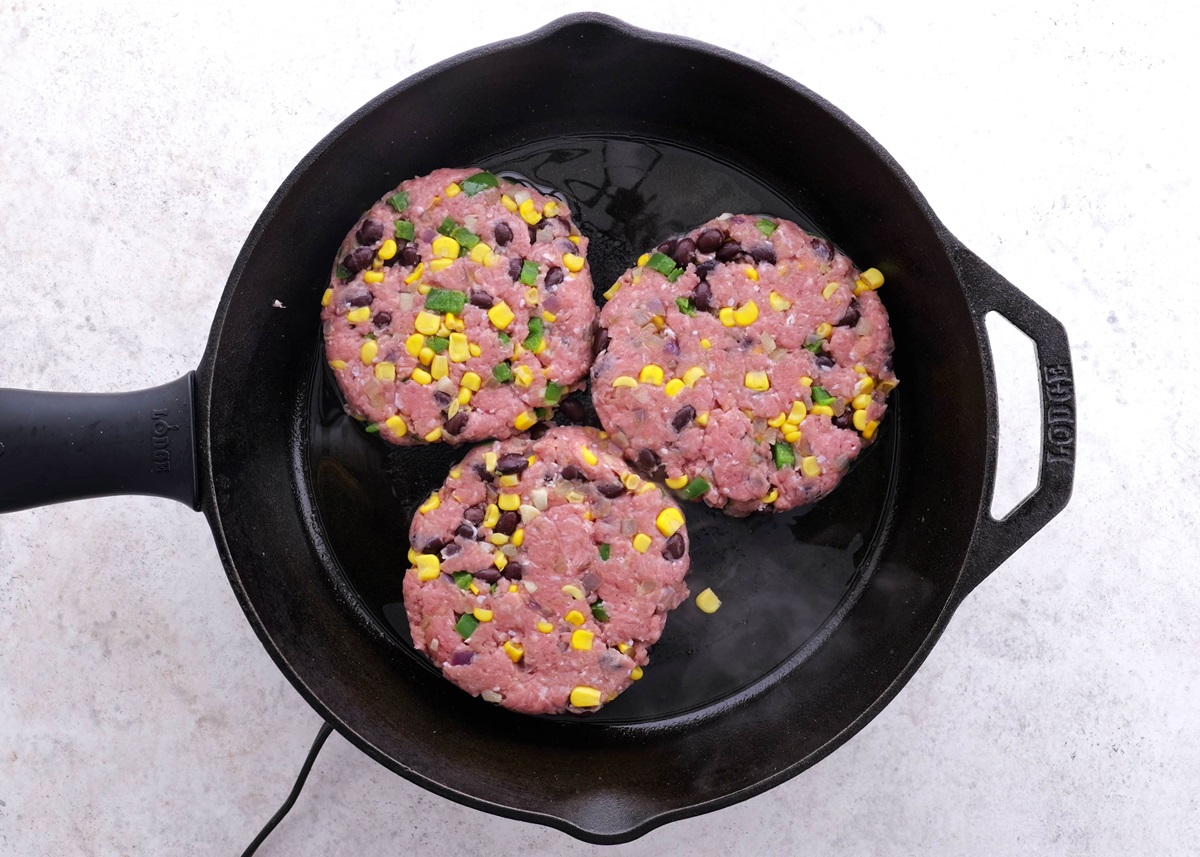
xmin=342 ymin=246 xmax=374 ymax=273
xmin=592 ymin=327 xmax=610 ymax=359
xmin=815 ymin=354 xmax=836 ymax=369
xmin=810 ymin=237 xmax=833 ymax=262
xmin=356 ymin=219 xmax=384 ymax=245
xmin=529 ymin=422 xmax=549 ymax=439
xmin=496 ymin=453 xmax=529 ymax=475
xmin=544 ymin=266 xmax=564 ymax=288
xmin=695 ymin=228 xmax=723 ymax=254
xmin=473 ymin=567 xmax=501 ymax=583
xmin=494 ymin=510 xmax=520 ymax=536
xmin=715 ymin=241 xmax=742 ymax=262
xmin=749 ymin=243 xmax=776 ymax=265
xmin=343 ymin=287 xmax=372 ymax=308
xmin=399 ymin=246 xmax=421 ymax=267
xmin=500 ymin=562 xmax=523 ymax=581
xmin=528 ymin=224 xmax=539 ymax=244
xmin=472 ymin=463 xmax=493 ymax=483
xmin=422 ymin=537 xmax=448 ymax=555
xmin=558 ymin=398 xmax=585 ymax=423
xmin=838 ymin=300 xmax=861 ymax=327
xmin=372 ymin=311 xmax=391 ymax=329
xmin=636 ymin=448 xmax=662 ymax=473
xmin=883 ymin=357 xmax=894 ymax=374
xmin=440 ymin=542 xmax=461 ymax=559
xmin=508 ymin=258 xmax=524 ymax=281
xmin=671 ymin=405 xmax=696 ymax=432
xmin=672 ymin=237 xmax=696 ymax=269
xmin=561 ymin=464 xmax=585 ymax=481
xmin=832 ymin=411 xmax=854 ymax=430
xmin=662 ymin=532 xmax=686 ymax=561
xmin=493 ymin=221 xmax=513 ymax=246
xmin=468 ymin=289 xmax=494 ymax=309
xmin=596 ymin=482 xmax=625 ymax=498
xmin=464 ymin=505 xmax=486 ymax=525
xmin=449 ymin=650 xmax=474 ymax=666
xmin=444 ymin=411 xmax=469 ymax=435
xmin=454 ymin=522 xmax=476 ymax=540
xmin=693 ymin=280 xmax=713 ymax=311
xmin=432 ymin=391 xmax=452 ymax=409
xmin=657 ymin=237 xmax=678 ymax=256
xmin=695 ymin=260 xmax=717 ymax=282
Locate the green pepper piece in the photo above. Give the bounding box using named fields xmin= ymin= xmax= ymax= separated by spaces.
xmin=667 ymin=268 xmax=684 ymax=282
xmin=804 ymin=341 xmax=824 ymax=354
xmin=772 ymin=442 xmax=796 ymax=469
xmin=675 ymin=297 xmax=696 ymax=317
xmin=424 ymin=288 xmax=467 ymax=315
xmin=461 ymin=171 xmax=500 ymax=196
xmin=523 ymin=316 xmax=544 ymax=350
xmin=646 ymin=252 xmax=678 ymax=276
xmin=497 ymin=331 xmax=511 ymax=345
xmin=335 ymin=264 xmax=352 ymax=280
xmin=519 ymin=260 xmax=539 ymax=286
xmin=680 ymin=477 xmax=710 ymax=500
xmin=363 ymin=423 xmax=380 ymax=433
xmin=454 ymin=613 xmax=478 ymax=639
xmin=394 ymin=220 xmax=415 ymax=242
xmin=450 ymin=226 xmax=480 ymax=250
xmin=426 ymin=336 xmax=449 ymax=354
xmin=535 ymin=407 xmax=551 ymax=421
xmin=452 ymin=571 xmax=473 ymax=590
xmin=811 ymin=386 xmax=835 ymax=406
xmin=544 ymin=381 xmax=563 ymax=404
xmin=755 ymin=218 xmax=778 ymax=236
xmin=598 ymin=543 xmax=611 ymax=561
xmin=387 ymin=191 xmax=409 ymax=212
xmin=492 ymin=362 xmax=513 ymax=383
xmin=590 ymin=600 xmax=610 ymax=622
xmin=437 ymin=216 xmax=456 ymax=236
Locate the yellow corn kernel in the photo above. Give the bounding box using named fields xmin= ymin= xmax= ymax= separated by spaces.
xmin=678 ymin=367 xmax=706 ymax=389
xmin=513 ymin=364 xmax=534 ymax=387
xmin=503 ymin=641 xmax=524 ymax=663
xmin=767 ymin=291 xmax=792 ymax=312
xmin=537 ymin=620 xmax=554 ymax=634
xmin=404 ymin=262 xmax=424 ymax=284
xmin=498 ymin=493 xmax=521 ymax=511
xmin=501 ymin=194 xmax=517 ymax=212
xmin=456 ymin=387 xmax=472 ymax=406
xmin=359 ymin=340 xmax=378 ymax=364
xmin=534 ymin=337 xmax=547 ymax=354
xmin=460 ymin=371 xmax=482 ymax=392
xmin=416 ymin=284 xmax=431 ymax=296
xmin=512 ymin=528 xmax=525 ymax=548
xmin=816 ymin=322 xmax=833 ymax=340
xmin=565 ymin=609 xmax=585 ymax=626
xmin=418 ymin=492 xmax=441 ymax=514
xmin=603 ymin=282 xmax=621 ymax=300
xmin=414 ymin=311 xmax=441 ymax=335
xmin=414 ymin=554 xmax=440 ymax=581
xmin=468 ymin=343 xmax=482 ymax=358
xmin=854 ymin=278 xmax=869 ymax=296
xmin=664 ymin=378 xmax=685 ymax=398
xmin=362 ymin=270 xmax=384 ymax=284
xmin=488 ymin=301 xmax=514 ymax=329
xmin=430 ymin=354 xmax=449 ymax=380
xmin=617 ymin=642 xmax=632 ymax=654
xmin=445 ymin=332 xmax=469 ymax=364
xmin=569 ymin=235 xmax=580 ymax=245
xmin=630 ymin=666 xmax=644 ymax=681
xmin=632 ymin=533 xmax=652 ymax=553
xmin=431 ymin=235 xmax=460 ymax=259
xmin=464 ymin=241 xmax=491 ymax=265
xmin=768 ymin=412 xmax=787 ymax=428
xmin=563 ymin=253 xmax=585 ymax=272
xmin=403 ymin=334 xmax=424 ymax=358
xmin=410 ymin=368 xmax=433 ymax=385
xmin=700 ymin=338 xmax=711 ymax=350
xmin=423 ymin=427 xmax=443 ymax=442
xmin=328 ymin=359 xmax=347 ymax=371
xmin=469 ymin=608 xmax=492 ymax=625
xmin=614 ymin=473 xmax=638 ymax=493
xmin=611 ymin=375 xmax=639 ymax=389
xmin=763 ymin=487 xmax=780 ymax=504
xmin=801 ymin=456 xmax=822 ymax=478
xmin=372 ymin=238 xmax=397 ymax=261
xmin=863 ymin=420 xmax=880 ymax=439
xmin=696 ymin=588 xmax=722 ymax=613
xmin=482 ymin=502 xmax=500 ymax=528
xmin=809 ymin=405 xmax=834 ymax=417
xmin=851 ymin=393 xmax=873 ymax=411
xmin=321 ymin=288 xmax=333 ymax=307
xmin=744 ymin=371 xmax=770 ymax=391
xmin=861 ymin=267 xmax=884 ymax=289
xmin=489 ymin=532 xmax=510 ymax=546
xmin=374 ymin=362 xmax=396 ymax=382
xmin=745 ymin=266 xmax=759 ymax=281
xmin=638 ymin=364 xmax=664 ymax=385
xmin=492 ymin=551 xmax=508 ymax=571
xmin=853 ymin=409 xmax=869 ymax=431
xmin=665 ymin=475 xmax=689 ymax=490
xmin=577 ymin=445 xmax=598 ymax=467
xmin=734 ymin=301 xmax=760 ymax=326
xmin=429 ymin=258 xmax=454 ymax=272
xmin=788 ymin=400 xmax=808 ymax=424
xmin=655 ymin=507 xmax=685 ymax=537
xmin=483 ymin=452 xmax=497 ymax=473
xmin=637 ymin=482 xmax=656 ymax=494
xmin=570 ymin=629 xmax=594 ymax=651
xmin=719 ymin=307 xmax=736 ymax=326
xmin=783 ymin=429 xmax=802 ymax=444
xmin=346 ymin=306 xmax=371 ymax=324
xmin=695 ymin=411 xmax=710 ymax=427
xmin=857 ymin=376 xmax=876 ymax=395
xmin=498 ymin=474 xmax=520 ymax=488
xmin=537 ymin=199 xmax=558 ymax=218
xmin=519 ymin=198 xmax=542 ymax=225
xmin=417 ymin=347 xmax=434 ymax=366
xmin=819 ymin=282 xmax=839 ymax=301
xmin=800 ymin=375 xmax=813 ymax=387
xmin=556 ymin=585 xmax=585 ymax=604
xmin=407 ymin=547 xmax=419 ymax=565
xmin=570 ymin=686 xmax=602 ymax=708
xmin=879 ymin=378 xmax=899 ymax=393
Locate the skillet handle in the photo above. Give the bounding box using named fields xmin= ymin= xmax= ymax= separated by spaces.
xmin=0 ymin=373 xmax=200 ymax=514
xmin=953 ymin=244 xmax=1076 ymax=595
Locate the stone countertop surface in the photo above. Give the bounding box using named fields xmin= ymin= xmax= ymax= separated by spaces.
xmin=1 ymin=2 xmax=1196 ymax=854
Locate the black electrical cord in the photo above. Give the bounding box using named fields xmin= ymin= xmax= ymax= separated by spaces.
xmin=240 ymin=721 xmax=335 ymax=857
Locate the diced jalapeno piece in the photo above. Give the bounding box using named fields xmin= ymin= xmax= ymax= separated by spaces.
xmin=519 ymin=260 xmax=539 ymax=286
xmin=492 ymin=362 xmax=514 ymax=383
xmin=680 ymin=477 xmax=710 ymax=499
xmin=667 ymin=268 xmax=684 ymax=282
xmin=363 ymin=423 xmax=380 ymax=433
xmin=772 ymin=442 xmax=795 ymax=469
xmin=675 ymin=297 xmax=696 ymax=316
xmin=387 ymin=191 xmax=409 ymax=212
xmin=335 ymin=264 xmax=352 ymax=280
xmin=394 ymin=220 xmax=415 ymax=241
xmin=424 ymin=288 xmax=467 ymax=314
xmin=544 ymin=381 xmax=563 ymax=404
xmin=454 ymin=613 xmax=479 ymax=639
xmin=437 ymin=216 xmax=456 ymax=236
xmin=598 ymin=543 xmax=611 ymax=561
xmin=590 ymin=600 xmax=609 ymax=622
xmin=755 ymin=218 xmax=778 ymax=236
xmin=426 ymin=336 xmax=449 ymax=353
xmin=452 ymin=571 xmax=472 ymax=590
xmin=804 ymin=341 xmax=824 ymax=354
xmin=461 ymin=171 xmax=499 ymax=196
xmin=497 ymin=331 xmax=511 ymax=345
xmin=535 ymin=407 xmax=551 ymax=421
xmin=811 ymin=385 xmax=835 ymax=406
xmin=523 ymin=316 xmax=544 ymax=350
xmin=450 ymin=227 xmax=480 ymax=250
xmin=646 ymin=252 xmax=677 ymax=276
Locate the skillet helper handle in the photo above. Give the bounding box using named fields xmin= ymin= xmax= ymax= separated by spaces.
xmin=954 ymin=244 xmax=1076 ymax=594
xmin=0 ymin=373 xmax=199 ymax=514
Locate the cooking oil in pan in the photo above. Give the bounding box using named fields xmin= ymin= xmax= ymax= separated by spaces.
xmin=306 ymin=135 xmax=900 ymax=724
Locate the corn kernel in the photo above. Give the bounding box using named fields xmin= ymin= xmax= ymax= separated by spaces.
xmin=565 ymin=609 xmax=585 ymax=626
xmin=447 ymin=332 xmax=470 ymax=363
xmin=537 ymin=620 xmax=553 ymax=634
xmin=501 ymin=194 xmax=517 ymax=212
xmin=414 ymin=554 xmax=440 ymax=580
xmin=655 ymin=507 xmax=685 ymax=537
xmin=695 ymin=588 xmax=722 ymax=613
xmin=457 ymin=371 xmax=481 ymax=393
xmin=854 ymin=278 xmax=869 ymax=296
xmin=430 ymin=354 xmax=449 ymax=380
xmin=637 ymin=482 xmax=656 ymax=494
xmin=563 ymin=252 xmax=585 ymax=272
xmin=861 ymin=267 xmax=885 ymax=289
xmin=636 ymin=252 xmax=652 ymax=267
xmin=617 ymin=642 xmax=632 ymax=654
xmin=468 ymin=242 xmax=492 ymax=265
xmin=534 ymin=337 xmax=547 ymax=355
xmin=519 ymin=198 xmax=542 ymax=225
xmin=418 ymin=492 xmax=441 ymax=514
xmin=465 ymin=343 xmax=481 ymax=359
xmin=362 ymin=270 xmax=383 ymax=284
xmin=404 ymin=262 xmax=424 ymax=284
xmin=853 ymin=409 xmax=869 ymax=431
xmin=346 ymin=306 xmax=371 ymax=324
xmin=489 ymin=532 xmax=510 ymax=546
xmin=816 ymin=322 xmax=833 ymax=340
xmin=664 ymin=378 xmax=685 ymax=398
xmin=374 ymin=362 xmax=396 ymax=382
xmin=512 ymin=528 xmax=524 ymax=548
xmin=821 ymin=282 xmax=840 ymax=301
xmin=539 ymin=199 xmax=559 ymax=218
xmin=879 ymin=378 xmax=899 ymax=393
xmin=401 ymin=334 xmax=423 ymax=358
xmin=630 ymin=666 xmax=644 ymax=681
xmin=417 ymin=347 xmax=434 ymax=366
xmin=700 ymin=338 xmax=712 ymax=349
xmin=800 ymin=376 xmax=813 ymax=387
xmin=767 ymin=291 xmax=792 ymax=312
xmin=696 ymin=411 xmax=709 ymax=427
xmin=414 ymin=311 xmax=440 ymax=335
xmin=491 ymin=551 xmax=508 ymax=571
xmin=680 ymin=366 xmax=707 ymax=388
xmin=411 ymin=368 xmax=432 ymax=385
xmin=638 ymin=364 xmax=664 ymax=385
xmin=371 ymin=238 xmax=396 ymax=261
xmin=617 ymin=473 xmax=640 ymax=493
xmin=569 ymin=235 xmax=580 ymax=245
xmin=665 ymin=475 xmax=689 ymax=489
xmin=503 ymin=641 xmax=524 ymax=663
xmin=359 ymin=340 xmax=378 ymax=364
xmin=632 ymin=533 xmax=652 ymax=553
xmin=809 ymin=404 xmax=834 ymax=417
xmin=801 ymin=456 xmax=822 ymax=478
xmin=498 ymin=493 xmax=521 ymax=511
xmin=483 ymin=453 xmax=497 ymax=473
xmin=483 ymin=502 xmax=500 ymax=527
xmin=470 ymin=607 xmax=492 ymax=623
xmin=569 ymin=629 xmax=594 ymax=651
xmin=488 ymin=301 xmax=514 ymax=329
xmin=570 ymin=686 xmax=602 ymax=708
xmin=745 ymin=266 xmax=759 ymax=281
xmin=851 ymin=393 xmax=873 ymax=411
xmin=767 ymin=412 xmax=787 ymax=428
xmin=744 ymin=371 xmax=770 ymax=391
xmin=423 ymin=427 xmax=443 ymax=442
xmin=857 ymin=376 xmax=876 ymax=395
xmin=719 ymin=307 xmax=736 ymax=327
xmin=449 ymin=468 xmax=461 ymax=480
xmin=513 ymin=364 xmax=534 ymax=387
xmin=431 ymin=235 xmax=460 ymax=259
xmin=407 ymin=547 xmax=419 ymax=565
xmin=417 ymin=284 xmax=431 ymax=295
xmin=429 ymin=258 xmax=454 ymax=272
xmin=788 ymin=401 xmax=808 ymax=424
xmin=763 ymin=487 xmax=780 ymax=504
xmin=321 ymin=288 xmax=333 ymax=307
xmin=498 ymin=473 xmax=520 ymax=488
xmin=611 ymin=375 xmax=639 ymax=389
xmin=863 ymin=420 xmax=880 ymax=439
xmin=603 ymin=282 xmax=621 ymax=300
xmin=783 ymin=429 xmax=802 ymax=444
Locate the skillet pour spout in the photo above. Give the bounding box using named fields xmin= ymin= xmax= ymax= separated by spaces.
xmin=0 ymin=13 xmax=1075 ymax=844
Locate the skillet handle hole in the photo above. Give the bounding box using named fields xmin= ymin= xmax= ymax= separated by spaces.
xmin=984 ymin=311 xmax=1042 ymax=519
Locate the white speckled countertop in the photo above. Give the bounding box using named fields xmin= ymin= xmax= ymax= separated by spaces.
xmin=2 ymin=2 xmax=1198 ymax=854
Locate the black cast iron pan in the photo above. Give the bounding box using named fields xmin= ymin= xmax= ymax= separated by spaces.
xmin=0 ymin=14 xmax=1076 ymax=844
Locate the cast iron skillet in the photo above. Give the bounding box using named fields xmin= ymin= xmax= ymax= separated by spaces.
xmin=0 ymin=14 xmax=1076 ymax=844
